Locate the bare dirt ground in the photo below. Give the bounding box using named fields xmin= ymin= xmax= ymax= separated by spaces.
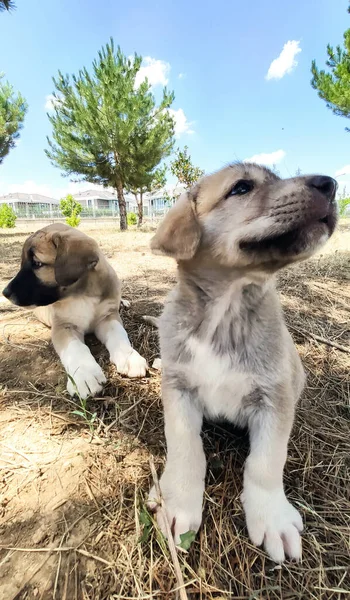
xmin=0 ymin=222 xmax=349 ymax=600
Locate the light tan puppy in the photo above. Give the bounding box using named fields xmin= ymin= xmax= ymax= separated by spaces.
xmin=3 ymin=223 xmax=147 ymax=398
xmin=148 ymin=163 xmax=337 ymax=562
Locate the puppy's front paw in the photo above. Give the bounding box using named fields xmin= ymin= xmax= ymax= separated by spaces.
xmin=67 ymin=362 xmax=106 ymax=399
xmin=148 ymin=477 xmax=203 ymax=545
xmin=112 ymin=348 xmax=147 ymax=378
xmin=242 ymin=482 xmax=303 ymax=563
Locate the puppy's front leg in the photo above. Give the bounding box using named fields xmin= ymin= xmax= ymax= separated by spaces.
xmin=52 ymin=325 xmax=106 ymax=399
xmin=242 ymin=394 xmax=303 ymax=563
xmin=95 ymin=314 xmax=147 ymax=378
xmin=148 ymin=385 xmax=206 ymax=544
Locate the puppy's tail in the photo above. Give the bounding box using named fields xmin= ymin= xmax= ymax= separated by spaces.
xmin=142 ymin=315 xmax=159 ymax=328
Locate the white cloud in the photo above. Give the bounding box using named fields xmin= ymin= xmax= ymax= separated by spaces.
xmin=168 ymin=108 xmax=194 ymax=137
xmin=135 ymin=56 xmax=170 ymax=88
xmin=5 ymin=180 xmax=55 ymax=197
xmin=44 ymin=94 xmax=60 ymax=112
xmin=335 ymin=164 xmax=350 ymax=177
xmin=44 ymin=94 xmax=56 ymax=112
xmin=265 ymin=40 xmax=301 ymax=81
xmin=178 ymin=73 xmax=185 ymax=79
xmin=244 ymin=149 xmax=286 ymax=166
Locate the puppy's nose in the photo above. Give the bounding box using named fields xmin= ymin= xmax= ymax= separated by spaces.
xmin=2 ymin=286 xmax=11 ymax=299
xmin=307 ymin=176 xmax=337 ymax=200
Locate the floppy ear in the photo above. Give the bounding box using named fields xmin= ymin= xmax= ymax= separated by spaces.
xmin=52 ymin=232 xmax=99 ymax=286
xmin=150 ymin=191 xmax=201 ymax=260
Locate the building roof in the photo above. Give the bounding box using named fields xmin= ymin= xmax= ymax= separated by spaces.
xmin=0 ymin=193 xmax=59 ymax=205
xmin=72 ymin=189 xmax=117 ymax=200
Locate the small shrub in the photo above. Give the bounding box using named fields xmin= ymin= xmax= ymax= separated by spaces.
xmin=127 ymin=212 xmax=137 ymax=225
xmin=0 ymin=203 xmax=17 ymax=228
xmin=66 ymin=210 xmax=81 ymax=227
xmin=59 ymin=194 xmax=82 ymax=227
xmin=338 ymin=197 xmax=350 ymax=217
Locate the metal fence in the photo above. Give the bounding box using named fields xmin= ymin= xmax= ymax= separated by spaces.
xmin=13 ymin=205 xmax=171 ymax=220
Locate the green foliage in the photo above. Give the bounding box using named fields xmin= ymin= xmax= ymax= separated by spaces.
xmin=338 ymin=196 xmax=350 ymax=217
xmin=0 ymin=203 xmax=16 ymax=228
xmin=0 ymin=0 xmax=16 ymax=12
xmin=127 ymin=211 xmax=137 ymax=225
xmin=0 ymin=74 xmax=27 ymax=164
xmin=59 ymin=194 xmax=82 ymax=227
xmin=178 ymin=530 xmax=196 ymax=551
xmin=126 ymin=164 xmax=168 ymax=226
xmin=170 ymin=146 xmax=204 ymax=189
xmin=46 ymin=39 xmax=175 ymax=230
xmin=311 ymin=6 xmax=350 ymax=130
xmin=66 ymin=212 xmax=81 ymax=227
xmin=138 ymin=507 xmax=153 ymax=544
xmin=68 ymin=374 xmax=97 ymax=436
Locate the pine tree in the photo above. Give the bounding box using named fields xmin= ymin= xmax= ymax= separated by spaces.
xmin=0 ymin=74 xmax=27 ymax=165
xmin=46 ymin=40 xmax=175 ymax=230
xmin=0 ymin=1 xmax=15 ymax=12
xmin=126 ymin=164 xmax=167 ymax=227
xmin=311 ymin=5 xmax=350 ymax=130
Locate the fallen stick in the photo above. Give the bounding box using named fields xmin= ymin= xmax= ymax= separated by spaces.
xmin=290 ymin=326 xmax=350 ymax=353
xmin=0 ymin=545 xmax=113 ymax=567
xmin=149 ymin=457 xmax=189 ymax=600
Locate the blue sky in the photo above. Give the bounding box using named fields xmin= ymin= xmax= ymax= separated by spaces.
xmin=0 ymin=0 xmax=349 ymax=198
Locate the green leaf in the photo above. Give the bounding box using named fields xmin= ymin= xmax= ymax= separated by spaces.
xmin=139 ymin=508 xmax=152 ymax=526
xmin=72 ymin=410 xmax=86 ymax=418
xmin=138 ymin=507 xmax=153 ymax=544
xmin=178 ymin=530 xmax=196 ymax=551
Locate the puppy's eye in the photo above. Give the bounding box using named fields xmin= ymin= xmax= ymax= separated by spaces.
xmin=226 ymin=180 xmax=254 ymax=197
xmin=33 ymin=259 xmax=43 ymax=269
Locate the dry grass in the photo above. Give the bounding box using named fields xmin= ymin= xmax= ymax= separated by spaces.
xmin=0 ymin=221 xmax=349 ymax=600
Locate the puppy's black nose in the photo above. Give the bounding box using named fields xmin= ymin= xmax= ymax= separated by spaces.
xmin=2 ymin=286 xmax=11 ymax=299
xmin=307 ymin=176 xmax=337 ymax=200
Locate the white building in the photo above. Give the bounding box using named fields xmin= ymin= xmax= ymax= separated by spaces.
xmin=72 ymin=189 xmax=138 ymax=215
xmin=0 ymin=193 xmax=59 ymax=217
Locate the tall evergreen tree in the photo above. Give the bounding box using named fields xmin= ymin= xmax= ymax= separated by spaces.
xmin=0 ymin=74 xmax=27 ymax=165
xmin=311 ymin=5 xmax=350 ymax=130
xmin=126 ymin=164 xmax=167 ymax=226
xmin=46 ymin=40 xmax=175 ymax=230
xmin=0 ymin=1 xmax=15 ymax=12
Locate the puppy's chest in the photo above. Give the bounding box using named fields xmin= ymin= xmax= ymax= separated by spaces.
xmin=57 ymin=296 xmax=101 ymax=332
xmin=183 ymin=335 xmax=255 ymax=420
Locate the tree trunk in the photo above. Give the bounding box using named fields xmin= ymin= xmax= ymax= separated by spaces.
xmin=116 ymin=181 xmax=127 ymax=230
xmin=137 ymin=191 xmax=143 ymax=227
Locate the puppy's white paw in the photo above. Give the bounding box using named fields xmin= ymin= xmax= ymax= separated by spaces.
xmin=112 ymin=348 xmax=147 ymax=378
xmin=242 ymin=482 xmax=303 ymax=563
xmin=148 ymin=476 xmax=203 ymax=545
xmin=66 ymin=361 xmax=106 ymax=399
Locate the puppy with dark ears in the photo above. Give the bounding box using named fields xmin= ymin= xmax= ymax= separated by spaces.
xmin=3 ymin=223 xmax=147 ymax=398
xmin=148 ymin=163 xmax=337 ymax=563
xmin=151 ymin=190 xmax=201 ymax=260
xmin=52 ymin=229 xmax=100 ymax=287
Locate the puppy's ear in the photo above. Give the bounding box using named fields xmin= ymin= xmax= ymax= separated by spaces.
xmin=52 ymin=232 xmax=99 ymax=286
xmin=151 ymin=191 xmax=201 ymax=260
